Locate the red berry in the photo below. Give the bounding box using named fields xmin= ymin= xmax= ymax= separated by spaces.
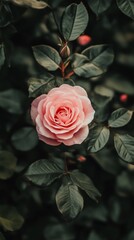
xmin=77 ymin=155 xmax=86 ymax=162
xmin=120 ymin=94 xmax=128 ymax=102
xmin=77 ymin=35 xmax=92 ymax=46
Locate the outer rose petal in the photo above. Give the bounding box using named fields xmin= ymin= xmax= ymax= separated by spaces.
xmin=31 ymin=94 xmax=46 ymax=122
xmin=74 ymin=86 xmax=88 ymax=97
xmin=61 ymin=126 xmax=89 ymax=146
xmin=38 ymin=134 xmax=61 ymax=146
xmin=36 ymin=115 xmax=56 ymax=139
xmin=80 ymin=97 xmax=95 ymax=125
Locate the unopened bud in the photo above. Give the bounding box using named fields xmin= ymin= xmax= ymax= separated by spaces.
xmin=60 ymin=45 xmax=70 ymax=58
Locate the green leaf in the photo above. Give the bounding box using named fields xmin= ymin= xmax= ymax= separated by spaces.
xmin=114 ymin=134 xmax=134 ymax=163
xmin=0 ymin=44 xmax=5 ymax=70
xmin=70 ymin=170 xmax=101 ymax=202
xmin=0 ymin=232 xmax=6 ymax=240
xmin=0 ymin=205 xmax=24 ymax=231
xmin=56 ymin=176 xmax=84 ymax=220
xmin=61 ymin=2 xmax=89 ymax=41
xmin=25 ymin=158 xmax=64 ymax=186
xmin=0 ymin=3 xmax=13 ymax=27
xmin=108 ymin=108 xmax=133 ymax=128
xmin=74 ymin=62 xmax=103 ymax=78
xmin=0 ymin=151 xmax=17 ymax=180
xmin=11 ymin=127 xmax=38 ymax=151
xmin=87 ymin=126 xmax=110 ymax=152
xmin=0 ymin=89 xmax=27 ymax=114
xmin=116 ymin=0 xmax=134 ymax=20
xmin=32 ymin=45 xmax=61 ymax=71
xmin=10 ymin=0 xmax=48 ymax=9
xmin=28 ymin=76 xmax=55 ymax=97
xmin=88 ymin=0 xmax=112 ymax=16
xmin=71 ymin=53 xmax=103 ymax=78
xmin=82 ymin=44 xmax=114 ymax=70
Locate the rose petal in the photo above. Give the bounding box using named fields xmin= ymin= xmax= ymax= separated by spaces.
xmin=80 ymin=97 xmax=95 ymax=125
xmin=61 ymin=126 xmax=89 ymax=146
xmin=38 ymin=134 xmax=61 ymax=146
xmin=74 ymin=86 xmax=88 ymax=97
xmin=31 ymin=94 xmax=46 ymax=122
xmin=36 ymin=115 xmax=56 ymax=139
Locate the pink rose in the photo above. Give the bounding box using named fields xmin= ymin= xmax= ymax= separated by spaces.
xmin=31 ymin=84 xmax=95 ymax=146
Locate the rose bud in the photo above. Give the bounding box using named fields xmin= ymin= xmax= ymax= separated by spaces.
xmin=77 ymin=35 xmax=92 ymax=46
xmin=120 ymin=94 xmax=128 ymax=103
xmin=31 ymin=84 xmax=95 ymax=146
xmin=60 ymin=45 xmax=70 ymax=58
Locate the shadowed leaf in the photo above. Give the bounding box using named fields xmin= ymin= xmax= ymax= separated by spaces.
xmin=56 ymin=176 xmax=84 ymax=220
xmin=0 ymin=89 xmax=27 ymax=114
xmin=114 ymin=134 xmax=134 ymax=163
xmin=0 ymin=44 xmax=5 ymax=70
xmin=0 ymin=151 xmax=17 ymax=180
xmin=70 ymin=170 xmax=101 ymax=202
xmin=87 ymin=0 xmax=112 ymax=16
xmin=116 ymin=0 xmax=134 ymax=20
xmin=10 ymin=0 xmax=48 ymax=9
xmin=11 ymin=127 xmax=38 ymax=151
xmin=0 ymin=206 xmax=24 ymax=231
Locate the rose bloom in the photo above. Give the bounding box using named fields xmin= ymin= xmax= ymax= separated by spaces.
xmin=31 ymin=84 xmax=95 ymax=146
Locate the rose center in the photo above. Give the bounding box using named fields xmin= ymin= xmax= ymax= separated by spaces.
xmin=54 ymin=107 xmax=71 ymax=124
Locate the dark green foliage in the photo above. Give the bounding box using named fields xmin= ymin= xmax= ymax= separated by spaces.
xmin=87 ymin=0 xmax=112 ymax=16
xmin=0 ymin=89 xmax=27 ymax=114
xmin=0 ymin=205 xmax=24 ymax=231
xmin=0 ymin=232 xmax=6 ymax=240
xmin=0 ymin=151 xmax=17 ymax=180
xmin=0 ymin=45 xmax=5 ymax=70
xmin=11 ymin=127 xmax=38 ymax=151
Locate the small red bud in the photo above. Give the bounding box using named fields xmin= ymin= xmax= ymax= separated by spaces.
xmin=77 ymin=35 xmax=92 ymax=46
xmin=77 ymin=155 xmax=86 ymax=162
xmin=120 ymin=94 xmax=128 ymax=102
